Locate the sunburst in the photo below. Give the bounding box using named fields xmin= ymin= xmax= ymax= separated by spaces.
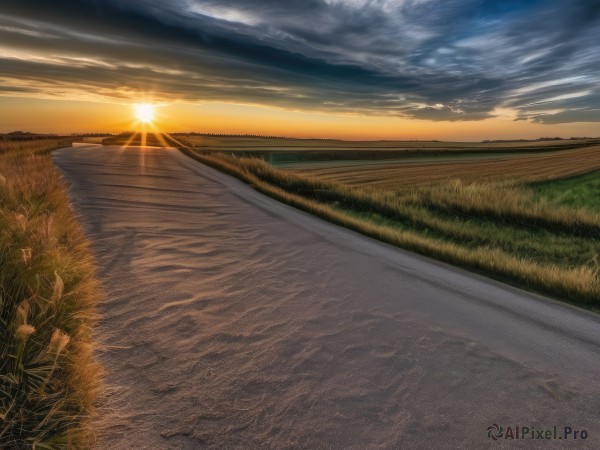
xmin=134 ymin=103 xmax=155 ymax=124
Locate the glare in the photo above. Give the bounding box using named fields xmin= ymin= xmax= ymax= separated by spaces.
xmin=135 ymin=103 xmax=155 ymax=124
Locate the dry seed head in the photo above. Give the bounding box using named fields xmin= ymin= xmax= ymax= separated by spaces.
xmin=15 ymin=214 xmax=27 ymax=231
xmin=21 ymin=248 xmax=32 ymax=266
xmin=16 ymin=301 xmax=30 ymax=325
xmin=45 ymin=214 xmax=54 ymax=240
xmin=16 ymin=324 xmax=36 ymax=341
xmin=51 ymin=271 xmax=64 ymax=304
xmin=48 ymin=329 xmax=70 ymax=355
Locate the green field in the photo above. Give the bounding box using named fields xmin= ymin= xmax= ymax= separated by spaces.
xmin=533 ymin=170 xmax=600 ymax=212
xmin=273 ymin=150 xmax=556 ymax=169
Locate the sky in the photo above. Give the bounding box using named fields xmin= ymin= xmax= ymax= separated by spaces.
xmin=0 ymin=0 xmax=599 ymax=140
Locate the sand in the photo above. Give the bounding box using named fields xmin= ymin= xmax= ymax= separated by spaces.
xmin=53 ymin=144 xmax=600 ymax=449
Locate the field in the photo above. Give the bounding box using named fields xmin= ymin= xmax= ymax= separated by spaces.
xmin=533 ymin=170 xmax=600 ymax=212
xmin=174 ymin=136 xmax=600 ymax=308
xmin=287 ymin=144 xmax=600 ymax=190
xmin=0 ymin=139 xmax=100 ymax=448
xmin=181 ymin=134 xmax=597 ymax=150
xmin=180 ymin=135 xmax=600 ymax=166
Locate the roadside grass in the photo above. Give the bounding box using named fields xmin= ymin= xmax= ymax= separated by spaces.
xmin=0 ymin=139 xmax=74 ymax=157
xmin=532 ymin=170 xmax=600 ymax=213
xmin=179 ymin=147 xmax=600 ymax=308
xmin=400 ymin=181 xmax=600 ymax=238
xmin=0 ymin=139 xmax=100 ymax=449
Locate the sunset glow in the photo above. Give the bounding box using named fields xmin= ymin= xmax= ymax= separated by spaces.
xmin=134 ymin=104 xmax=155 ymax=124
xmin=0 ymin=1 xmax=598 ymax=139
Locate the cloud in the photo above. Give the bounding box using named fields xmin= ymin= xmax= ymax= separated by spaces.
xmin=528 ymin=109 xmax=600 ymax=124
xmin=0 ymin=0 xmax=599 ymax=122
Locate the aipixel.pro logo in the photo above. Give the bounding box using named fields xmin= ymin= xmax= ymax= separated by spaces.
xmin=487 ymin=424 xmax=589 ymax=441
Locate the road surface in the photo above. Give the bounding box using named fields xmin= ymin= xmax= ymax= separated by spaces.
xmin=53 ymin=144 xmax=600 ymax=449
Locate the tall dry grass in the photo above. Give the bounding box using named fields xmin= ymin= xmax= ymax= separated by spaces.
xmin=0 ymin=139 xmax=100 ymax=449
xmin=402 ymin=180 xmax=600 ymax=237
xmin=0 ymin=139 xmax=72 ymax=156
xmin=180 ymin=148 xmax=600 ymax=306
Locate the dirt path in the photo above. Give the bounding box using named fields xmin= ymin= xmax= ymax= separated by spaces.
xmin=53 ymin=144 xmax=600 ymax=449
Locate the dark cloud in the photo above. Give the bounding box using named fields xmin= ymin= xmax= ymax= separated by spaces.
xmin=1 ymin=0 xmax=599 ymax=122
xmin=528 ymin=110 xmax=600 ymax=124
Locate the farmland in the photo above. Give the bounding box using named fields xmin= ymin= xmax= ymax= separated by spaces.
xmin=180 ymin=134 xmax=597 ymax=151
xmin=287 ymin=144 xmax=600 ymax=190
xmin=180 ymin=134 xmax=599 ymax=166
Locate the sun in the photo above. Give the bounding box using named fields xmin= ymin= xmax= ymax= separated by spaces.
xmin=134 ymin=103 xmax=155 ymax=124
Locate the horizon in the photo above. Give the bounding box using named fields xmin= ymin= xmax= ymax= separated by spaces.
xmin=3 ymin=129 xmax=599 ymax=144
xmin=1 ymin=1 xmax=599 ymax=139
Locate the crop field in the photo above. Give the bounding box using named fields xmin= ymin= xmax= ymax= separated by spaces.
xmin=181 ymin=135 xmax=597 ymax=150
xmin=180 ymin=135 xmax=600 ymax=165
xmin=272 ymin=150 xmax=558 ymax=169
xmin=287 ymin=144 xmax=600 ymax=190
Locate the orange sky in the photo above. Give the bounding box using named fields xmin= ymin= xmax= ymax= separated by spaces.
xmin=2 ymin=1 xmax=599 ymax=141
xmin=0 ymin=96 xmax=598 ymax=141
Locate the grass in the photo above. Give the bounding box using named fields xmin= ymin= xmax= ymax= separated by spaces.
xmin=178 ymin=146 xmax=600 ymax=308
xmin=532 ymin=170 xmax=600 ymax=212
xmin=0 ymin=139 xmax=74 ymax=157
xmin=0 ymin=138 xmax=100 ymax=449
xmin=400 ymin=181 xmax=600 ymax=238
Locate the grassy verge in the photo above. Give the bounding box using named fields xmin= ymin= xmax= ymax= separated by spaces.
xmin=0 ymin=139 xmax=100 ymax=449
xmin=179 ymin=147 xmax=600 ymax=308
